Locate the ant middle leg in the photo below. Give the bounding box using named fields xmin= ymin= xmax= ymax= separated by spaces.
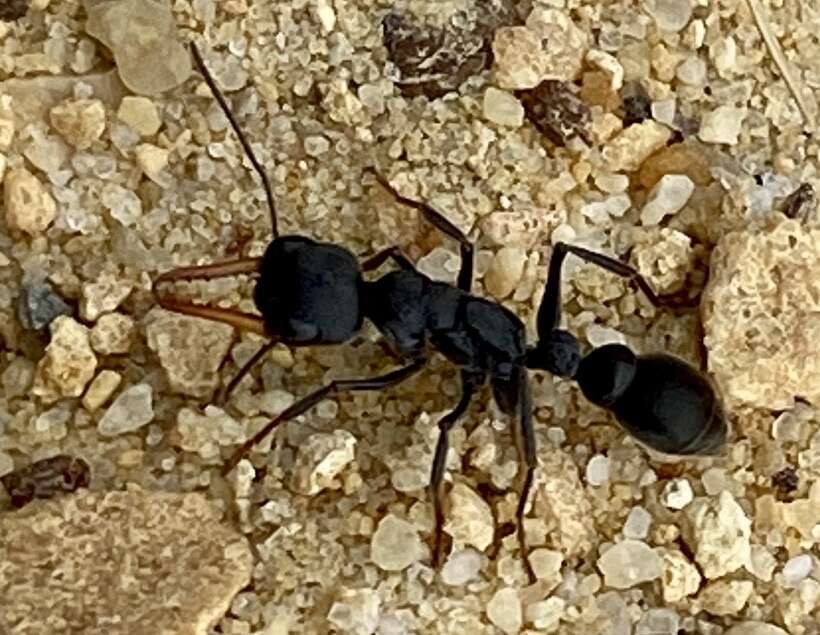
xmin=429 ymin=370 xmax=482 ymax=568
xmin=222 ymin=357 xmax=427 ymax=475
xmin=364 ymin=168 xmax=474 ymax=291
xmin=361 ymin=245 xmax=414 ymax=272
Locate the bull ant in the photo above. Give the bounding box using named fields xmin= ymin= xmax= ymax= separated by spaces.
xmin=154 ymin=43 xmax=728 ymax=581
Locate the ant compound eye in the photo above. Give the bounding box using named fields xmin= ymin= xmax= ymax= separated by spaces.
xmin=576 ymin=344 xmax=636 ymax=408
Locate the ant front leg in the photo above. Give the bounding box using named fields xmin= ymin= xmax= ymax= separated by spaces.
xmin=364 ymin=168 xmax=474 ymax=291
xmin=223 ymin=358 xmax=427 ymax=475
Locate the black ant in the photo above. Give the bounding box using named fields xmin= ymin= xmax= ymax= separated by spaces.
xmin=154 ymin=43 xmax=728 ymax=582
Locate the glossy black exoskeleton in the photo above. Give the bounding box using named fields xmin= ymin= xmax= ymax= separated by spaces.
xmin=154 ymin=43 xmax=727 ymax=582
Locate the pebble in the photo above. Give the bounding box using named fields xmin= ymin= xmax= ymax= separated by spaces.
xmin=81 ymin=273 xmax=134 ymax=321
xmin=597 ymin=540 xmax=663 ymax=589
xmin=327 ymin=589 xmax=380 ymax=635
xmin=585 ymin=49 xmax=624 ymax=90
xmin=585 ymin=454 xmax=610 ymax=486
xmin=541 ymin=450 xmax=594 ymax=557
xmin=0 ymin=451 xmax=13 ymax=478
xmin=702 ymin=221 xmax=820 ymax=408
xmin=724 ymin=623 xmax=788 ymax=635
xmin=444 ymin=482 xmax=494 ymax=551
xmin=624 ymin=506 xmax=652 ymax=539
xmin=647 ymin=0 xmax=693 ymax=32
xmin=97 ymin=383 xmax=154 ymax=436
xmin=82 ymin=369 xmax=122 ymax=412
xmin=640 ymin=174 xmax=695 ymax=225
xmin=370 ymin=514 xmax=422 ymax=571
xmin=637 ymin=143 xmax=712 ymax=190
xmin=0 ymin=488 xmax=252 ymax=633
xmin=748 ymin=544 xmax=778 ymax=582
xmin=486 ymin=587 xmax=522 ymax=635
xmin=492 ymin=26 xmax=548 ymax=90
xmin=290 ymin=430 xmax=357 ymax=495
xmin=49 ymin=98 xmax=106 ymax=149
xmin=594 ymin=173 xmax=629 ymax=194
xmin=525 ymin=597 xmax=565 ymax=631
xmin=304 ymin=134 xmax=330 ymax=157
xmin=484 ymin=246 xmax=526 ymax=299
xmin=441 ymin=549 xmax=483 ymax=586
xmin=683 ymin=491 xmax=751 ymax=579
xmin=652 ymin=99 xmax=677 ymax=127
xmin=699 ymin=106 xmax=746 ymax=145
xmin=635 ymin=608 xmax=680 ymax=635
xmin=698 ymin=579 xmax=754 ymax=616
xmin=4 ymin=168 xmax=57 ymax=235
xmin=135 ymin=142 xmax=169 ymax=183
xmin=176 ymin=406 xmax=244 ymax=461
xmin=314 ymin=0 xmax=336 ymax=33
xmin=145 ymin=309 xmax=233 ymax=398
xmin=518 ymin=79 xmax=592 ymax=146
xmin=661 ymin=477 xmax=694 ymax=510
xmin=581 ymin=194 xmax=631 ymax=223
xmin=117 ymin=95 xmax=161 ymax=136
xmin=633 ymin=228 xmax=695 ymax=294
xmin=89 ymin=312 xmax=135 ymax=355
xmin=782 ymin=554 xmax=814 ymax=587
xmin=659 ymin=548 xmax=702 ymax=602
xmin=483 ymin=87 xmax=524 ymax=128
xmin=17 ymin=280 xmax=71 ymax=330
xmin=0 ymin=115 xmax=14 ymax=150
xmin=525 ymin=7 xmax=587 ymax=82
xmin=603 ymin=120 xmax=671 ymax=172
xmin=478 ymin=210 xmax=543 ymax=250
xmin=676 ymin=55 xmax=707 ymax=87
xmin=529 ymin=548 xmax=563 ymax=584
xmin=33 ymin=316 xmax=98 ymax=403
xmin=85 ymin=0 xmax=191 ymax=95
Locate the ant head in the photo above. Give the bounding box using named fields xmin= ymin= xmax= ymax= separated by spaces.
xmin=575 ymin=343 xmax=637 ymax=408
xmin=254 ymin=237 xmax=364 ymax=344
xmin=526 ymin=329 xmax=581 ymax=378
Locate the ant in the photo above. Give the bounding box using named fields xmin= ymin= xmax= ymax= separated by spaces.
xmin=154 ymin=43 xmax=728 ymax=582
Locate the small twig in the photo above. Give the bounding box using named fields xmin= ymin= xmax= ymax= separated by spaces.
xmin=746 ymin=0 xmax=815 ymax=131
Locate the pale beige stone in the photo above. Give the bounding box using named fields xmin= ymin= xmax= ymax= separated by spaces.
xmin=0 ymin=487 xmax=252 ymax=635
xmin=4 ymin=168 xmax=57 ymax=235
xmin=33 ymin=316 xmax=97 ymax=403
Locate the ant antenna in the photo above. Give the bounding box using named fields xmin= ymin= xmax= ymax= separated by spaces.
xmin=189 ymin=42 xmax=279 ymax=238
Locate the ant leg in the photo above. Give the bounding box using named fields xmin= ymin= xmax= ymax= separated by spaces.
xmin=157 ymin=296 xmax=267 ymax=336
xmin=430 ymin=370 xmax=482 ymax=568
xmin=189 ymin=43 xmax=279 ymax=237
xmin=222 ymin=358 xmax=427 ymax=475
xmin=493 ymin=368 xmax=537 ymax=584
xmin=218 ymin=338 xmax=279 ymax=404
xmin=155 ymin=257 xmax=262 ymax=287
xmin=361 ymin=245 xmax=414 ymax=272
xmin=364 ymin=167 xmax=474 ymax=291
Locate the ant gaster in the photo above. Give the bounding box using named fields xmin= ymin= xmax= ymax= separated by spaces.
xmin=155 ymin=43 xmax=728 ymax=582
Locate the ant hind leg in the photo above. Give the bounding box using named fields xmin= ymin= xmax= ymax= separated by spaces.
xmin=429 ymin=370 xmax=482 ymax=568
xmin=222 ymin=358 xmax=427 ymax=475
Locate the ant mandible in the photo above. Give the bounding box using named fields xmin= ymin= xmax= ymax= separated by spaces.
xmin=154 ymin=43 xmax=728 ymax=582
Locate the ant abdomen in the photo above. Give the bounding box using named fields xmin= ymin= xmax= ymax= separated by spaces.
xmin=577 ymin=345 xmax=726 ymax=455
